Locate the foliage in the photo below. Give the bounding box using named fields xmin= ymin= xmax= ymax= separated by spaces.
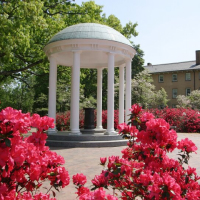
xmin=56 ymin=109 xmax=119 ymax=131
xmin=154 ymin=87 xmax=169 ymax=108
xmin=0 ymin=0 xmax=145 ymax=113
xmin=56 ymin=106 xmax=200 ymax=133
xmin=131 ymin=70 xmax=169 ymax=108
xmin=131 ymin=44 xmax=145 ymax=78
xmin=0 ymin=107 xmax=70 ymax=199
xmin=149 ymin=107 xmax=200 ymax=133
xmin=0 ymin=77 xmax=35 ymax=112
xmin=177 ymin=90 xmax=200 ymax=109
xmin=0 ymin=0 xmax=74 ymax=81
xmin=73 ymin=104 xmax=200 ymax=199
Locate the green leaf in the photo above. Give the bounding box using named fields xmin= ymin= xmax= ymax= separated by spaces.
xmin=5 ymin=138 xmax=11 ymax=147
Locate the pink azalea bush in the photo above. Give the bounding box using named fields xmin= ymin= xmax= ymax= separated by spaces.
xmin=149 ymin=107 xmax=200 ymax=133
xmin=56 ymin=110 xmax=119 ymax=131
xmin=57 ymin=108 xmax=200 ymax=133
xmin=73 ymin=104 xmax=200 ymax=199
xmin=0 ymin=107 xmax=70 ymax=200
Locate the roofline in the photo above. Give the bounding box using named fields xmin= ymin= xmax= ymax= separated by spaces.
xmin=148 ymin=68 xmax=200 ymax=74
xmin=47 ymin=37 xmax=134 ymax=48
xmin=145 ymin=60 xmax=195 ymax=67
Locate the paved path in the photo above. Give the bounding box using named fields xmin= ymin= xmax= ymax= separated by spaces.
xmin=41 ymin=133 xmax=200 ymax=200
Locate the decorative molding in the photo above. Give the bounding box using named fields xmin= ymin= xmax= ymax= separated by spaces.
xmin=110 ymin=46 xmax=116 ymax=51
xmin=91 ymin=44 xmax=98 ymax=49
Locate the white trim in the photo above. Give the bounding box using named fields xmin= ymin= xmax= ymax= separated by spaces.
xmin=44 ymin=39 xmax=135 ymax=68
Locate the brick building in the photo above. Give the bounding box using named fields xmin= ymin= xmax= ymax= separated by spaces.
xmin=144 ymin=50 xmax=200 ymax=107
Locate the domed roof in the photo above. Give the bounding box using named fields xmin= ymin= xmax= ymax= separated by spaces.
xmin=48 ymin=23 xmax=132 ymax=47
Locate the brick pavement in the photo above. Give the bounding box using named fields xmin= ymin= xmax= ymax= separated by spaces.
xmin=41 ymin=133 xmax=200 ymax=200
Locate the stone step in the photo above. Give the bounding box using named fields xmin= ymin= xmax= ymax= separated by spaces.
xmin=46 ymin=139 xmax=128 ymax=148
xmin=47 ymin=134 xmax=124 ymax=141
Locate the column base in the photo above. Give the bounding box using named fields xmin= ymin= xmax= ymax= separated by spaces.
xmin=95 ymin=126 xmax=103 ymax=130
xmin=48 ymin=128 xmax=58 ymax=134
xmin=104 ymin=130 xmax=118 ymax=135
xmin=69 ymin=129 xmax=82 ymax=135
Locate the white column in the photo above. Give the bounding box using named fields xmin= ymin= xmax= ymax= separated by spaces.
xmin=125 ymin=59 xmax=132 ymax=123
xmin=105 ymin=52 xmax=117 ymax=135
xmin=48 ymin=56 xmax=57 ymax=134
xmin=70 ymin=51 xmax=81 ymax=135
xmin=96 ymin=67 xmax=103 ymax=130
xmin=119 ymin=65 xmax=125 ymax=124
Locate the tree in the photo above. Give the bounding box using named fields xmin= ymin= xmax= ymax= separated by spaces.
xmin=154 ymin=87 xmax=169 ymax=108
xmin=0 ymin=0 xmax=145 ymax=113
xmin=131 ymin=70 xmax=169 ymax=108
xmin=132 ymin=44 xmax=145 ymax=78
xmin=0 ymin=77 xmax=35 ymax=112
xmin=0 ymin=0 xmax=75 ymax=81
xmin=177 ymin=90 xmax=200 ymax=109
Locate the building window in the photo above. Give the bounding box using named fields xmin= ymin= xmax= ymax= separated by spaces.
xmin=158 ymin=104 xmax=164 ymax=109
xmin=186 ymin=88 xmax=191 ymax=96
xmin=172 ymin=74 xmax=177 ymax=82
xmin=159 ymin=75 xmax=164 ymax=82
xmin=172 ymin=104 xmax=177 ymax=108
xmin=185 ymin=73 xmax=191 ymax=81
xmin=172 ymin=89 xmax=178 ymax=98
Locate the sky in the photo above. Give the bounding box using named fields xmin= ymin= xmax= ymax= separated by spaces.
xmin=75 ymin=0 xmax=200 ymax=65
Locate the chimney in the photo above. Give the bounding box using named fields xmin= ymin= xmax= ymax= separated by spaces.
xmin=147 ymin=63 xmax=152 ymax=66
xmin=196 ymin=50 xmax=200 ymax=65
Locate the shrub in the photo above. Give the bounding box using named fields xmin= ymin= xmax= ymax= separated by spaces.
xmin=148 ymin=108 xmax=200 ymax=133
xmin=56 ymin=108 xmax=200 ymax=133
xmin=0 ymin=107 xmax=70 ymax=199
xmin=73 ymin=104 xmax=200 ymax=199
xmin=56 ymin=109 xmax=119 ymax=131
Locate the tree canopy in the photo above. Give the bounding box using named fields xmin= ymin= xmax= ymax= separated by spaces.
xmin=131 ymin=70 xmax=169 ymax=108
xmin=177 ymin=90 xmax=200 ymax=109
xmin=0 ymin=0 xmax=145 ymax=114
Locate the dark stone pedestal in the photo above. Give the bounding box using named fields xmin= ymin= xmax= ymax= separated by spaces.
xmin=84 ymin=108 xmax=95 ymax=129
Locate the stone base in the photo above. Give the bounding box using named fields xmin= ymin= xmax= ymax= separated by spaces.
xmin=104 ymin=131 xmax=118 ymax=135
xmin=46 ymin=130 xmax=128 ymax=148
xmin=47 ymin=128 xmax=58 ymax=134
xmin=81 ymin=128 xmax=106 ymax=134
xmin=69 ymin=131 xmax=82 ymax=135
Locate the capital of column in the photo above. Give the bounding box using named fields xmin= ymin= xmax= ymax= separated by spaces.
xmin=119 ymin=63 xmax=125 ymax=68
xmin=48 ymin=55 xmax=57 ymax=64
xmin=107 ymin=51 xmax=116 ymax=56
xmin=125 ymin=57 xmax=132 ymax=63
xmin=72 ymin=50 xmax=82 ymax=54
xmin=97 ymin=67 xmax=104 ymax=72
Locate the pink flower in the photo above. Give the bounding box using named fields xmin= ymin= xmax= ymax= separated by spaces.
xmin=91 ymin=171 xmax=108 ymax=188
xmin=129 ymin=104 xmax=142 ymax=115
xmin=177 ymin=138 xmax=198 ymax=153
xmin=76 ymin=186 xmax=90 ymax=196
xmin=73 ymin=173 xmax=87 ymax=186
xmin=117 ymin=123 xmax=129 ymax=134
xmin=100 ymin=157 xmax=107 ymax=165
xmin=140 ymin=112 xmax=155 ymax=122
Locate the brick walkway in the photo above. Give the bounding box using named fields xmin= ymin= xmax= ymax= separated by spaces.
xmin=41 ymin=133 xmax=200 ymax=200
